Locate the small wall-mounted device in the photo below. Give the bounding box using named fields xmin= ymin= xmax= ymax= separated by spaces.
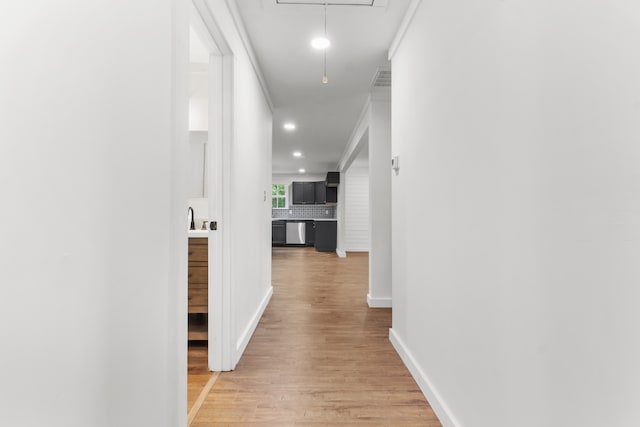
xmin=391 ymin=154 xmax=400 ymax=174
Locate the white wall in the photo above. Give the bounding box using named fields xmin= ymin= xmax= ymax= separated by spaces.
xmin=189 ymin=71 xmax=208 ymax=131
xmin=189 ymin=131 xmax=207 ymax=198
xmin=0 ymin=0 xmax=188 ymax=426
xmin=390 ymin=1 xmax=640 ymax=426
xmin=337 ymin=102 xmax=370 ymax=258
xmin=336 ymin=95 xmax=392 ymax=303
xmin=188 ymin=197 xmax=209 ymax=227
xmin=368 ymin=93 xmax=392 ymax=307
xmin=203 ymin=0 xmax=273 ymax=366
xmin=344 ymin=167 xmax=370 ymax=252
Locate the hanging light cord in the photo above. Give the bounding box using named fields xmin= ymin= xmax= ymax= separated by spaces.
xmin=323 ymin=3 xmax=328 ymax=84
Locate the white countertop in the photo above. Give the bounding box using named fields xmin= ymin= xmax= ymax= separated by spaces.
xmin=188 ymin=230 xmax=210 ymax=238
xmin=272 ymin=218 xmax=337 ymax=221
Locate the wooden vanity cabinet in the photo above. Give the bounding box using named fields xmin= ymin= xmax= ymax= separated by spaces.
xmin=188 ymin=238 xmax=208 ymax=341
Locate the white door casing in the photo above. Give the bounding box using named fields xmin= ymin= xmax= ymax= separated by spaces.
xmin=191 ymin=0 xmax=234 ymax=372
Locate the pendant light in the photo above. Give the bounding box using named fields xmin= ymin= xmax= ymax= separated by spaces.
xmin=309 ymin=3 xmax=330 ymax=84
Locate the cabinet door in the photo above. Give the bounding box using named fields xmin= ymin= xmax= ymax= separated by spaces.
xmin=314 ymin=221 xmax=337 ymax=252
xmin=305 ymin=221 xmax=316 ymax=246
xmin=272 ymin=221 xmax=286 ymax=245
xmin=326 ymin=171 xmax=340 ymax=186
xmin=326 ymin=186 xmax=337 ymax=204
xmin=314 ymin=181 xmax=326 ymax=204
xmin=188 ymin=238 xmax=208 ymax=340
xmin=292 ymin=182 xmax=304 ymax=205
xmin=302 ymin=182 xmax=315 ymax=204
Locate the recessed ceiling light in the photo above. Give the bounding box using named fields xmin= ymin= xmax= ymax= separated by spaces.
xmin=293 ymin=151 xmax=302 ymax=158
xmin=298 ymin=168 xmax=306 ymax=173
xmin=283 ymin=122 xmax=296 ymax=131
xmin=311 ymin=37 xmax=330 ymax=50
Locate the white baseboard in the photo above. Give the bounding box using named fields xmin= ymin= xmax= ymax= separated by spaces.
xmin=367 ymin=293 xmax=392 ymax=308
xmin=389 ymin=328 xmax=459 ymax=427
xmin=234 ymin=286 xmax=273 ymax=366
xmin=336 ymin=249 xmax=347 ymax=258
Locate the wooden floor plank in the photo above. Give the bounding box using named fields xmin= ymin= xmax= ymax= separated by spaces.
xmin=192 ymin=247 xmax=441 ymax=426
xmin=187 ymin=341 xmax=216 ymax=416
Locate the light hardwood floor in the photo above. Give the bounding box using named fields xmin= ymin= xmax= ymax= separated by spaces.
xmin=188 ymin=342 xmax=213 ymax=412
xmin=191 ymin=247 xmax=441 ymax=426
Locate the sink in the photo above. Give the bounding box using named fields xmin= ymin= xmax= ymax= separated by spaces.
xmin=188 ymin=230 xmax=209 ymax=238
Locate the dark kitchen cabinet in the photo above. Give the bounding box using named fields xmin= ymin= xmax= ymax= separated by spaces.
xmin=306 ymin=221 xmax=316 ymax=246
xmin=326 ymin=186 xmax=337 ymax=204
xmin=291 ymin=181 xmax=316 ymax=204
xmin=315 ymin=220 xmax=337 ymax=252
xmin=272 ymin=221 xmax=286 ymax=246
xmin=292 ymin=181 xmax=319 ymax=204
xmin=326 ymin=171 xmax=340 ymax=187
xmin=314 ymin=182 xmax=326 ymax=204
xmin=302 ymin=182 xmax=315 ymax=204
xmin=291 ymin=182 xmax=304 ymax=205
xmin=292 ymin=180 xmax=336 ymax=205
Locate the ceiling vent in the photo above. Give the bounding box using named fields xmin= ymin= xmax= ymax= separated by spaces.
xmin=276 ymin=0 xmax=376 ymax=6
xmin=371 ymin=67 xmax=391 ymax=88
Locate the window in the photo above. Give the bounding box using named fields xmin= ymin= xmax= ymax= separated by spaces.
xmin=272 ymin=184 xmax=286 ymax=208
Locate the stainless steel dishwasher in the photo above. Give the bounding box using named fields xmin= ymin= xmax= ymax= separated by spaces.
xmin=285 ymin=222 xmax=306 ymax=245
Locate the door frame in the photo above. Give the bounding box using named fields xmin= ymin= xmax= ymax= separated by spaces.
xmin=191 ymin=0 xmax=234 ymax=372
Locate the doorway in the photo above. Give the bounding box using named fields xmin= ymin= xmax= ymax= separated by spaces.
xmin=186 ymin=0 xmax=235 ymax=420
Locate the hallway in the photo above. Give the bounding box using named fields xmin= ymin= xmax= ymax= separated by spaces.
xmin=191 ymin=248 xmax=441 ymax=425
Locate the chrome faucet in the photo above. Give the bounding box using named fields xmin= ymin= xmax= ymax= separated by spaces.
xmin=188 ymin=207 xmax=195 ymax=230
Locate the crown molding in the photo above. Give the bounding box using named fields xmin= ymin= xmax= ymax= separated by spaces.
xmin=224 ymin=0 xmax=275 ymax=112
xmin=388 ymin=0 xmax=422 ymax=60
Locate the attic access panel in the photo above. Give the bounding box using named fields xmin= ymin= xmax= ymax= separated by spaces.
xmin=276 ymin=0 xmax=375 ymax=5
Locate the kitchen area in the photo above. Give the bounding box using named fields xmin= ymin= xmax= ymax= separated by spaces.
xmin=272 ymin=172 xmax=339 ymax=252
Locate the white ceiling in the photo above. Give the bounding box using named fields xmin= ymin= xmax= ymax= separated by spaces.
xmin=235 ymin=0 xmax=409 ymax=174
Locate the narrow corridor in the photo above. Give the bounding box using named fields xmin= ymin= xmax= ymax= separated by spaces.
xmin=192 ymin=248 xmax=441 ymax=425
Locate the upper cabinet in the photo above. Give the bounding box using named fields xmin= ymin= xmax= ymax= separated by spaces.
xmin=314 ymin=181 xmax=326 ymax=204
xmin=326 ymin=186 xmax=337 ymax=204
xmin=302 ymin=182 xmax=315 ymax=204
xmin=291 ymin=180 xmax=332 ymax=205
xmin=292 ymin=181 xmax=305 ymax=204
xmin=326 ymin=171 xmax=340 ymax=187
xmin=289 ymin=173 xmax=340 ymax=205
xmin=292 ymin=181 xmax=315 ymax=204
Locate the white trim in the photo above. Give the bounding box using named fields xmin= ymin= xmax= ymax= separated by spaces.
xmin=389 ymin=328 xmax=460 ymax=427
xmin=387 ymin=0 xmax=422 ymax=60
xmin=336 ymin=249 xmax=347 ymax=258
xmin=234 ymin=286 xmax=273 ymax=367
xmin=367 ymin=294 xmax=391 ymax=308
xmin=337 ymin=97 xmax=371 ymax=171
xmin=208 ymin=53 xmax=225 ymax=372
xmin=192 ymin=0 xmax=235 ymax=372
xmin=221 ymin=53 xmax=235 ymax=371
xmin=224 ymin=0 xmax=275 ymax=112
xmin=171 ymin=0 xmax=190 ymax=425
xmin=192 ymin=0 xmax=232 ymax=55
xmin=346 ymin=247 xmax=369 ymax=253
xmin=190 ymin=5 xmax=221 ymax=55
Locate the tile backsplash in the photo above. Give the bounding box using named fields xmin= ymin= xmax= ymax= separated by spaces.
xmin=272 ymin=205 xmax=336 ymax=219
